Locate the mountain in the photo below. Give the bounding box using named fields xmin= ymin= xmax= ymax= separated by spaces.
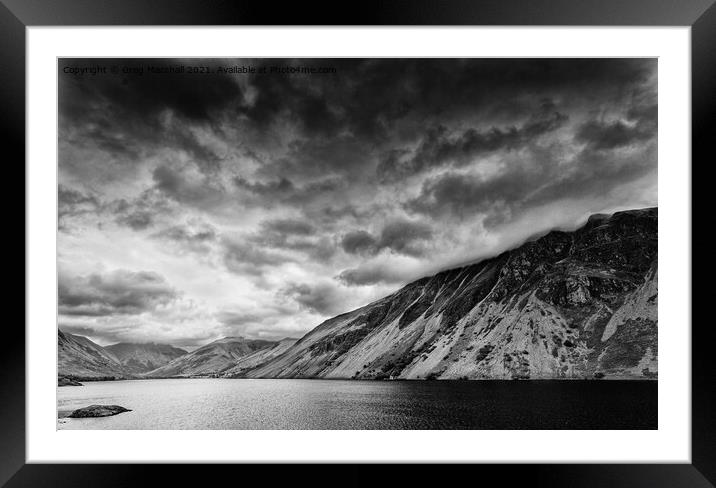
xmin=244 ymin=207 xmax=658 ymax=380
xmin=58 ymin=330 xmax=130 ymax=379
xmin=144 ymin=337 xmax=276 ymax=377
xmin=104 ymin=342 xmax=188 ymax=374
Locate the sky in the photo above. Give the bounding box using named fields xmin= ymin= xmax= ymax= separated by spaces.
xmin=57 ymin=58 xmax=657 ymax=348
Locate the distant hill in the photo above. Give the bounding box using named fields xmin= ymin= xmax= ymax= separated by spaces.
xmin=144 ymin=337 xmax=277 ymax=377
xmin=243 ymin=208 xmax=658 ymax=380
xmin=58 ymin=330 xmax=130 ymax=379
xmin=104 ymin=342 xmax=187 ymax=374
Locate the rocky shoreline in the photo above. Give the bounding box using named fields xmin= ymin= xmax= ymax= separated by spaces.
xmin=58 ymin=376 xmax=83 ymax=387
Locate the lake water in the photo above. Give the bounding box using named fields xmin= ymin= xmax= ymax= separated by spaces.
xmin=57 ymin=378 xmax=657 ymax=430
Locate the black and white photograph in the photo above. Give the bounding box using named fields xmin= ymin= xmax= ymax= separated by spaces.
xmin=56 ymin=57 xmax=658 ymax=430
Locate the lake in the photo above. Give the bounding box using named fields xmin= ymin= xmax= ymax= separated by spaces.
xmin=57 ymin=378 xmax=657 ymax=430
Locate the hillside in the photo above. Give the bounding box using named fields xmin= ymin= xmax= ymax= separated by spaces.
xmin=104 ymin=342 xmax=188 ymax=374
xmin=144 ymin=337 xmax=276 ymax=377
xmin=243 ymin=207 xmax=658 ymax=380
xmin=58 ymin=330 xmax=130 ymax=379
xmin=222 ymin=338 xmax=298 ymax=378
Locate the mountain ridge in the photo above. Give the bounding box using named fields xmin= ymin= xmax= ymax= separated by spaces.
xmin=238 ymin=207 xmax=657 ymax=380
xmin=143 ymin=336 xmax=277 ymax=377
xmin=104 ymin=342 xmax=188 ymax=374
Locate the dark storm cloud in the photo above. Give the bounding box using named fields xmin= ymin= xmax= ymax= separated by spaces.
xmin=576 ymin=104 xmax=657 ymax=151
xmin=59 ymin=59 xmax=237 ymax=184
xmin=341 ymin=219 xmax=434 ymax=257
xmin=377 ymin=100 xmax=568 ymax=181
xmin=59 ymin=269 xmax=178 ymax=317
xmin=60 ymin=59 xmax=242 ymax=124
xmin=407 ymin=137 xmax=656 ymax=225
xmin=60 ymin=58 xmax=656 ymax=175
xmin=407 ymin=170 xmax=534 ymax=220
xmin=228 ymin=58 xmax=654 ymax=218
xmin=235 ymin=58 xmax=653 ymax=143
xmin=60 ymin=57 xmax=656 ymax=214
xmin=323 ymin=60 xmax=643 ymax=138
xmin=58 ymin=57 xmax=658 ymax=342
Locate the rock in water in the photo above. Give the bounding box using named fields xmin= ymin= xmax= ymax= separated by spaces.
xmin=68 ymin=405 xmax=131 ymax=418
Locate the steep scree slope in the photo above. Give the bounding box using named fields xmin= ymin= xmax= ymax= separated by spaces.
xmin=245 ymin=208 xmax=658 ymax=380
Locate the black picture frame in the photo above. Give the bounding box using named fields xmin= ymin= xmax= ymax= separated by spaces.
xmin=5 ymin=0 xmax=714 ymax=486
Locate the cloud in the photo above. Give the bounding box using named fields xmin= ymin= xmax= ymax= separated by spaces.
xmin=341 ymin=230 xmax=378 ymax=255
xmin=109 ymin=188 xmax=177 ymax=231
xmin=152 ymin=220 xmax=217 ymax=255
xmin=59 ymin=269 xmax=178 ymax=317
xmin=221 ymin=236 xmax=291 ymax=276
xmin=378 ymin=219 xmax=434 ymax=256
xmin=264 ymin=135 xmax=373 ymax=181
xmin=279 ymin=281 xmax=353 ymax=316
xmin=214 ymin=308 xmax=308 ymax=340
xmin=406 ymin=133 xmax=656 ymax=227
xmin=152 ymin=165 xmax=222 ymax=206
xmin=58 ymin=294 xmax=221 ymax=348
xmin=377 ymin=101 xmax=567 ymax=181
xmin=57 ymin=58 xmax=658 ymax=343
xmin=58 ymin=185 xmax=100 ymax=229
xmin=59 ymin=185 xmax=99 ymax=214
xmin=406 ymin=170 xmax=530 ymax=220
xmin=575 ymin=106 xmax=657 ymax=151
xmin=337 ymin=258 xmax=423 ymax=287
xmin=58 ymin=59 xmax=241 ymax=188
xmin=260 ymin=218 xmax=315 ymax=236
xmin=58 ymin=184 xmax=177 ymax=233
xmin=341 ymin=219 xmax=434 ymax=257
xmin=245 ymin=218 xmax=337 ymax=262
xmin=216 ymin=311 xmax=265 ymax=327
xmin=233 ymin=175 xmax=346 ymax=208
xmin=60 ymin=59 xmax=242 ymax=124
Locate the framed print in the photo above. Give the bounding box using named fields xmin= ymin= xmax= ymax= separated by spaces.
xmin=6 ymin=0 xmax=715 ymax=486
